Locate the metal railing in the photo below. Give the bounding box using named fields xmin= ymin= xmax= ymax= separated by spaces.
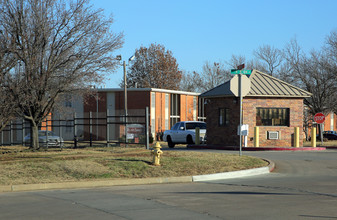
xmin=0 ymin=107 xmax=150 ymax=149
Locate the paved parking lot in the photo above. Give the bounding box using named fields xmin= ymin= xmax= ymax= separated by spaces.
xmin=0 ymin=150 xmax=336 ymax=219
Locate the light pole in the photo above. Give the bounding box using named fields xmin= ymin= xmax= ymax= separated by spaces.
xmin=117 ymin=55 xmax=135 ymax=144
xmin=117 ymin=55 xmax=135 ymax=117
xmin=122 ymin=60 xmax=128 ymax=118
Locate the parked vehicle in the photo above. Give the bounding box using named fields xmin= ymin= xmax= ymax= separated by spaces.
xmin=163 ymin=121 xmax=206 ymax=148
xmin=323 ymin=131 xmax=337 ymax=135
xmin=314 ymin=131 xmax=337 ymax=141
xmin=322 ymin=133 xmax=337 ymax=140
xmin=24 ymin=130 xmax=64 ymax=148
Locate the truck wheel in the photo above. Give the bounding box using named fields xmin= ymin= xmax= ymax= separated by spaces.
xmin=167 ymin=136 xmax=175 ymax=148
xmin=187 ymin=135 xmax=194 ymax=144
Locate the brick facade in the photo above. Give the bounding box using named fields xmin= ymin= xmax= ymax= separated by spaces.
xmin=205 ymin=97 xmax=305 ymax=147
xmin=243 ymin=97 xmax=304 ymax=147
xmin=82 ymin=88 xmax=200 ymax=140
xmin=180 ymin=95 xmax=196 ymax=122
xmin=323 ymin=112 xmax=337 ymax=131
xmin=205 ymin=97 xmax=240 ymax=146
xmin=155 ymin=92 xmax=166 ymax=132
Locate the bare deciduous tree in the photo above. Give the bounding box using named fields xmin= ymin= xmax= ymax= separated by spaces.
xmin=179 ymin=71 xmax=202 ymax=92
xmin=0 ymin=28 xmax=18 ymax=132
xmin=283 ymin=38 xmax=336 ymax=117
xmin=199 ymin=61 xmax=230 ymax=92
xmin=124 ymin=43 xmax=182 ymax=90
xmin=325 ymin=31 xmax=337 ymax=113
xmin=326 ymin=30 xmax=337 ymax=63
xmin=226 ymin=55 xmax=247 ymax=69
xmin=0 ymin=85 xmax=16 ymax=132
xmin=0 ymin=0 xmax=123 ymax=150
xmin=253 ymin=45 xmax=284 ymax=76
xmin=225 ymin=54 xmax=266 ymax=72
xmin=180 ymin=61 xmax=231 ymax=93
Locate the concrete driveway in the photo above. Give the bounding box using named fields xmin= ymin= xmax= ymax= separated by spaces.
xmin=0 ymin=150 xmax=336 ymax=219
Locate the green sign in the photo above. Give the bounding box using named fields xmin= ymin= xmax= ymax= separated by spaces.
xmin=231 ymin=69 xmax=252 ymax=75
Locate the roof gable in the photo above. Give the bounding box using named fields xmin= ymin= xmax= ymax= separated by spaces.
xmin=200 ymin=69 xmax=312 ymax=98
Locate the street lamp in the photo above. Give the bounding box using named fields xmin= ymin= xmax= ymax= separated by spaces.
xmin=117 ymin=55 xmax=135 ymax=144
xmin=117 ymin=55 xmax=135 ymax=118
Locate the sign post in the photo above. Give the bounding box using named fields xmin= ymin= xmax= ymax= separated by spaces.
xmin=314 ymin=112 xmax=325 ymax=145
xmin=230 ymin=66 xmax=251 ymax=156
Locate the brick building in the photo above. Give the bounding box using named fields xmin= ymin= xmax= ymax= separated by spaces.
xmin=81 ymin=88 xmax=202 ymax=140
xmin=200 ymin=70 xmax=312 ymax=147
xmin=306 ymin=111 xmax=337 ymax=139
xmin=324 ymin=112 xmax=337 ymax=131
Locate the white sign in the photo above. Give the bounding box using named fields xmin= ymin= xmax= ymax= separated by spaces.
xmin=230 ymin=74 xmax=251 ymax=97
xmin=126 ymin=133 xmax=134 ymax=140
xmin=237 ymin=124 xmax=249 ymax=136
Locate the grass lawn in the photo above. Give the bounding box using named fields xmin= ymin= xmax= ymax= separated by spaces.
xmin=0 ymin=145 xmax=268 ymax=185
xmin=303 ymin=140 xmax=337 ymax=147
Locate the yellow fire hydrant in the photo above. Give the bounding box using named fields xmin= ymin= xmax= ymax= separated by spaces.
xmin=151 ymin=142 xmax=163 ymax=166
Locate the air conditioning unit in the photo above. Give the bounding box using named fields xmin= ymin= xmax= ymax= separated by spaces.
xmin=268 ymin=131 xmax=279 ymax=140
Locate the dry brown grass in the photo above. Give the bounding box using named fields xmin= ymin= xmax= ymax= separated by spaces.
xmin=0 ymin=146 xmax=268 ymax=185
xmin=303 ymin=140 xmax=337 ymax=147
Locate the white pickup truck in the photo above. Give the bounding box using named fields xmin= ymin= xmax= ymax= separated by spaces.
xmin=163 ymin=121 xmax=206 ymax=148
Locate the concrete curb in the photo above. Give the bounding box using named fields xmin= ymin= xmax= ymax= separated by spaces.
xmin=188 ymin=145 xmax=327 ymax=151
xmin=0 ymin=160 xmax=275 ymax=193
xmin=0 ymin=176 xmax=193 ymax=193
xmin=193 ymin=159 xmax=275 ymax=181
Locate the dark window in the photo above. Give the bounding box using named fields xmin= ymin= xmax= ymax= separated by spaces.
xmin=170 ymin=94 xmax=180 ymax=128
xmin=65 ymin=95 xmax=72 ymax=107
xmin=256 ymin=108 xmax=290 ymax=126
xmin=219 ymin=108 xmax=229 ymax=126
xmin=198 ymin=98 xmax=206 ymax=121
xmin=186 ymin=122 xmax=206 ymax=130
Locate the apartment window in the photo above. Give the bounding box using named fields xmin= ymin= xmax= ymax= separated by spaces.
xmin=219 ymin=108 xmax=229 ymax=126
xmin=256 ymin=108 xmax=290 ymax=126
xmin=151 ymin=92 xmax=156 ymax=136
xmin=198 ymin=98 xmax=206 ymax=121
xmin=193 ymin=97 xmax=197 ymax=121
xmin=165 ymin=94 xmax=169 ymax=130
xmin=65 ymin=95 xmax=72 ymax=107
xmin=331 ymin=113 xmax=334 ymax=131
xmin=66 ymin=121 xmax=72 ymax=133
xmin=170 ymin=94 xmax=180 ymax=128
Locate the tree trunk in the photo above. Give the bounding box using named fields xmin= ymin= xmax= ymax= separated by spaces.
xmin=305 ymin=125 xmax=309 ymax=141
xmin=30 ymin=121 xmax=40 ymax=150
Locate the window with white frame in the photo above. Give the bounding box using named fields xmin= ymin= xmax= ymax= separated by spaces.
xmin=170 ymin=94 xmax=180 ymax=128
xmin=193 ymin=97 xmax=197 ymax=121
xmin=219 ymin=108 xmax=229 ymax=126
xmin=165 ymin=94 xmax=169 ymax=130
xmin=198 ymin=98 xmax=206 ymax=121
xmin=331 ymin=113 xmax=334 ymax=130
xmin=151 ymin=92 xmax=156 ymax=137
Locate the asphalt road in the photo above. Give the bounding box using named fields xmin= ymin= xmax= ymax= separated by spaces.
xmin=0 ymin=150 xmax=337 ymax=220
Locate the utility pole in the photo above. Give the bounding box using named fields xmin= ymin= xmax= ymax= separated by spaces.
xmin=123 ymin=60 xmax=128 ymax=120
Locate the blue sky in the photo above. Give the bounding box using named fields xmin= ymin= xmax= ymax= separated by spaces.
xmin=92 ymin=0 xmax=337 ymax=88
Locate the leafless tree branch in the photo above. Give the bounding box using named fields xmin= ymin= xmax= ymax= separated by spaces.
xmin=0 ymin=0 xmax=123 ymax=149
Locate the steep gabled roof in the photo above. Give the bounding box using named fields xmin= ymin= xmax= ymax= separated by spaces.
xmin=200 ymin=69 xmax=312 ymax=98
